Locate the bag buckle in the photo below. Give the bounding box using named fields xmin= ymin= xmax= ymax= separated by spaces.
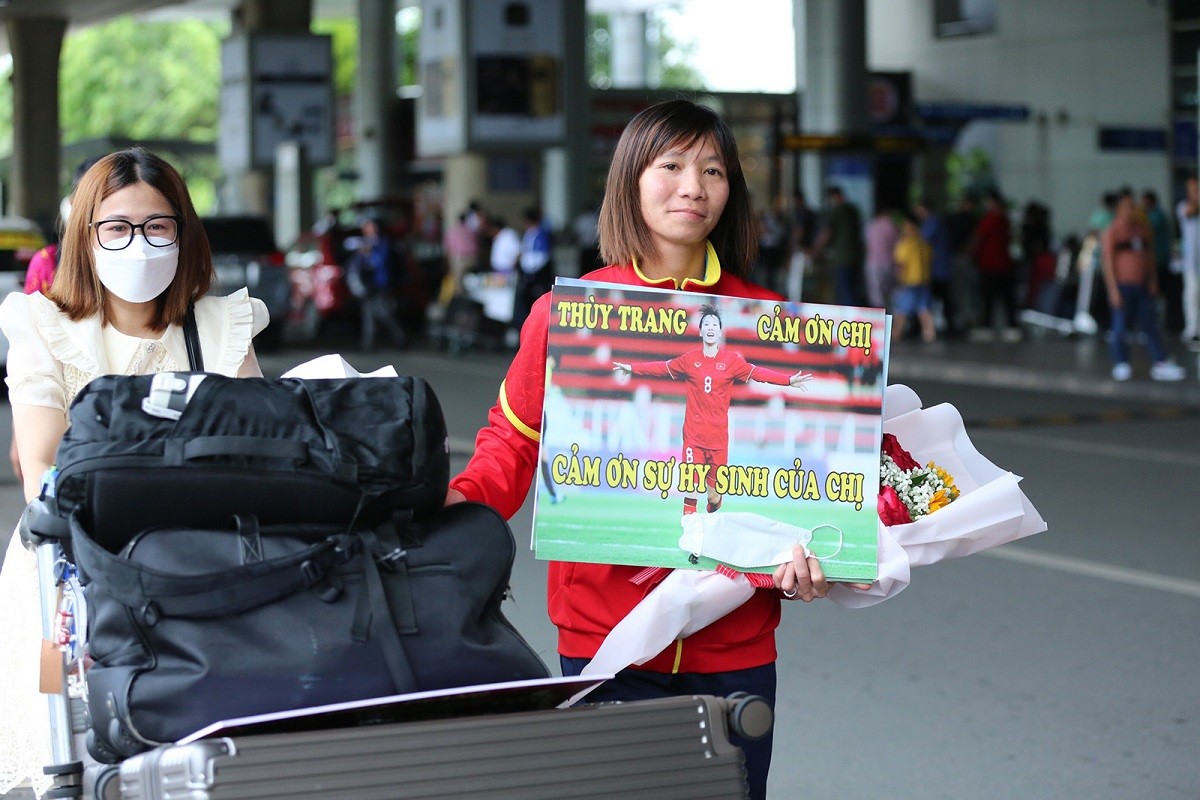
xmin=376 ymin=547 xmax=407 ymax=571
xmin=142 ymin=373 xmax=207 ymax=421
xmin=300 ymin=559 xmax=325 ymax=586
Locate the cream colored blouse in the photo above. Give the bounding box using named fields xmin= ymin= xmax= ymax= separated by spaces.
xmin=0 ymin=288 xmax=269 ymax=412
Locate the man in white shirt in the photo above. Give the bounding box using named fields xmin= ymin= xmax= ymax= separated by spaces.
xmin=487 ymin=217 xmax=521 ymax=274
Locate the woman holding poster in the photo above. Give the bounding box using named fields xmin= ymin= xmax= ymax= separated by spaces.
xmin=446 ymin=99 xmax=845 ymax=799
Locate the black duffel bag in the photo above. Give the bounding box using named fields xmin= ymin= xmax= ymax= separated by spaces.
xmin=71 ymin=502 xmax=552 ymax=763
xmin=48 ymin=373 xmax=450 ymax=554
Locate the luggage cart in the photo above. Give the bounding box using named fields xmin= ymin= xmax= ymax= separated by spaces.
xmin=22 ymin=372 xmax=771 ymax=799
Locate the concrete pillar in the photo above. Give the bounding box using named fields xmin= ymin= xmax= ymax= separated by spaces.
xmin=543 ymin=0 xmax=590 ymax=272
xmin=442 ymin=152 xmax=489 ymax=233
xmin=802 ymin=0 xmax=868 ymax=135
xmin=795 ymin=0 xmax=869 ymax=203
xmin=610 ymin=12 xmax=648 ymax=88
xmin=6 ymin=16 xmax=66 ymax=231
xmin=274 ymin=141 xmax=312 ymax=250
xmin=222 ymin=0 xmax=314 ymax=216
xmin=356 ymin=0 xmax=400 ymax=201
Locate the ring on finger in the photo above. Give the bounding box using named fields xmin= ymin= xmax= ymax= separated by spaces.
xmin=782 ymin=585 xmax=799 ymax=598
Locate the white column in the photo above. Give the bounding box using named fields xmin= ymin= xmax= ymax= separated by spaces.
xmin=610 ymin=11 xmax=648 ymax=88
xmin=356 ymin=0 xmax=399 ymax=200
xmin=221 ymin=0 xmax=314 ymax=216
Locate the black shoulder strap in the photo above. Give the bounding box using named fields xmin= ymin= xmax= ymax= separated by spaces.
xmin=184 ymin=301 xmax=204 ymax=372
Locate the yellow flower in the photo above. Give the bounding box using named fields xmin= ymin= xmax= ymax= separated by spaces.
xmin=929 ymin=488 xmax=951 ymax=513
xmin=931 ymin=463 xmax=959 ymax=496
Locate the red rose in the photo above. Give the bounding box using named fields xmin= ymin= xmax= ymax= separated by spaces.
xmin=881 ymin=433 xmax=920 ymax=471
xmin=878 ymin=484 xmax=913 ymax=526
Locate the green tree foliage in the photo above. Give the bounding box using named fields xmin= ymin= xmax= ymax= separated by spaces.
xmin=587 ymin=10 xmax=702 ymax=90
xmin=946 ymin=148 xmax=996 ymax=203
xmin=312 ymin=17 xmax=358 ymax=98
xmin=59 ymin=17 xmax=224 ymax=143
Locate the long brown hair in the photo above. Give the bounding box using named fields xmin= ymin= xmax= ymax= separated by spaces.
xmin=49 ymin=147 xmax=212 ymax=330
xmin=598 ymin=99 xmax=757 ymax=276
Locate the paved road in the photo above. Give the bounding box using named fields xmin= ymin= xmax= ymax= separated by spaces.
xmin=2 ymin=337 xmax=1196 ymax=799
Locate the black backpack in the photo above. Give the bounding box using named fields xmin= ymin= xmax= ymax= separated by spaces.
xmin=31 ymin=373 xmax=551 ymax=762
xmin=49 ymin=372 xmax=450 ymax=551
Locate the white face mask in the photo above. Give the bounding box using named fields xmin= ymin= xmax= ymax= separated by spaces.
xmin=93 ymin=237 xmax=180 ymax=303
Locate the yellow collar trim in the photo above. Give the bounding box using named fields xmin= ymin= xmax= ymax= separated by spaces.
xmin=631 ymin=241 xmax=722 ymax=290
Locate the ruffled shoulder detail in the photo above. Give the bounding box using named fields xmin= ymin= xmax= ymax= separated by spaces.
xmin=192 ymin=289 xmax=270 ymax=377
xmin=2 ymin=291 xmax=103 ymax=377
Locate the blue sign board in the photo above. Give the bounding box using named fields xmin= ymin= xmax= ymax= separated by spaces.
xmin=915 ymin=102 xmax=1030 ymax=122
xmin=1173 ymin=119 xmax=1197 ymax=161
xmin=1097 ymin=127 xmax=1167 ymax=153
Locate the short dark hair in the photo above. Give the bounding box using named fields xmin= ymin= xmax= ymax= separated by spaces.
xmin=698 ymin=301 xmax=722 ymax=328
xmin=51 ymin=147 xmax=212 ymax=331
xmin=598 ymin=99 xmax=756 ymax=276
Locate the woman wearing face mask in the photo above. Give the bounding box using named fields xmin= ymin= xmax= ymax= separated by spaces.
xmin=0 ymin=148 xmax=268 ymax=796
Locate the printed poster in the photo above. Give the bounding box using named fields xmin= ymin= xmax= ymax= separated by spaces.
xmin=532 ymin=279 xmax=888 ymax=583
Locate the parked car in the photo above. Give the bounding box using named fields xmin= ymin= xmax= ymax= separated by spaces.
xmin=0 ymin=216 xmax=48 ymax=373
xmin=200 ymin=216 xmax=290 ymax=349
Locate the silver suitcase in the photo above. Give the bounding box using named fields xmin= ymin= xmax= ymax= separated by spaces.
xmin=115 ymin=694 xmax=768 ymax=800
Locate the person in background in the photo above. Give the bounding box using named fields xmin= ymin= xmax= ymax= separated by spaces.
xmin=863 ymin=206 xmax=899 ymax=309
xmin=345 ymin=216 xmax=407 ymax=352
xmin=811 ymin=184 xmax=865 ymax=306
xmin=969 ymin=189 xmax=1020 ymax=341
xmin=445 ymin=100 xmax=870 ymax=800
xmin=572 ymin=200 xmax=603 ymax=275
xmin=892 ymin=211 xmax=937 ymax=344
xmin=945 ymin=194 xmax=979 ymax=330
xmin=1088 ymin=191 xmax=1118 ymax=236
xmin=0 ymin=148 xmax=270 ymax=794
xmin=1101 ymin=193 xmax=1185 ymax=382
xmin=440 ymin=210 xmax=478 ymax=306
xmin=513 ymin=207 xmax=554 ymax=337
xmin=1174 ymin=176 xmax=1200 ymax=343
xmin=915 ymin=197 xmax=959 ymax=337
xmin=1020 ymin=201 xmax=1055 ymax=311
xmin=786 ymin=189 xmax=819 ymax=302
xmin=754 ymin=195 xmax=790 ymax=292
xmin=1141 ymin=189 xmax=1180 ymax=335
xmin=23 ymin=157 xmax=101 ymax=296
xmin=485 ymin=215 xmax=521 ymax=275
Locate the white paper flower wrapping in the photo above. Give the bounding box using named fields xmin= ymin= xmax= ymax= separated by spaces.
xmin=581 ymin=570 xmax=754 ymax=683
xmin=827 ymin=383 xmax=1047 ymax=608
xmin=580 ymin=383 xmax=1048 ymax=679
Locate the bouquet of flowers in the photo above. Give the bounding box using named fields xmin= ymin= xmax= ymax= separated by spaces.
xmin=878 ymin=433 xmax=960 ymax=525
xmin=576 ymin=384 xmax=1046 ymax=689
xmin=828 ymin=384 xmax=1047 ymax=609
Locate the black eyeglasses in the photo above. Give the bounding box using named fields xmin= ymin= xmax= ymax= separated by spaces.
xmin=89 ymin=215 xmax=181 ymax=251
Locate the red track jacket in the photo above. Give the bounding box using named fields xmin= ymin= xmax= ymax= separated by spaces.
xmin=449 ymin=244 xmax=789 ymax=673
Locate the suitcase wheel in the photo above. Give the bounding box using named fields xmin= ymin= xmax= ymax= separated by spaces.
xmin=726 ymin=693 xmax=773 ymax=741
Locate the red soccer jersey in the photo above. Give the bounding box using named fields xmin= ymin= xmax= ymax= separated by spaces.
xmin=631 ymin=347 xmax=791 ymax=449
